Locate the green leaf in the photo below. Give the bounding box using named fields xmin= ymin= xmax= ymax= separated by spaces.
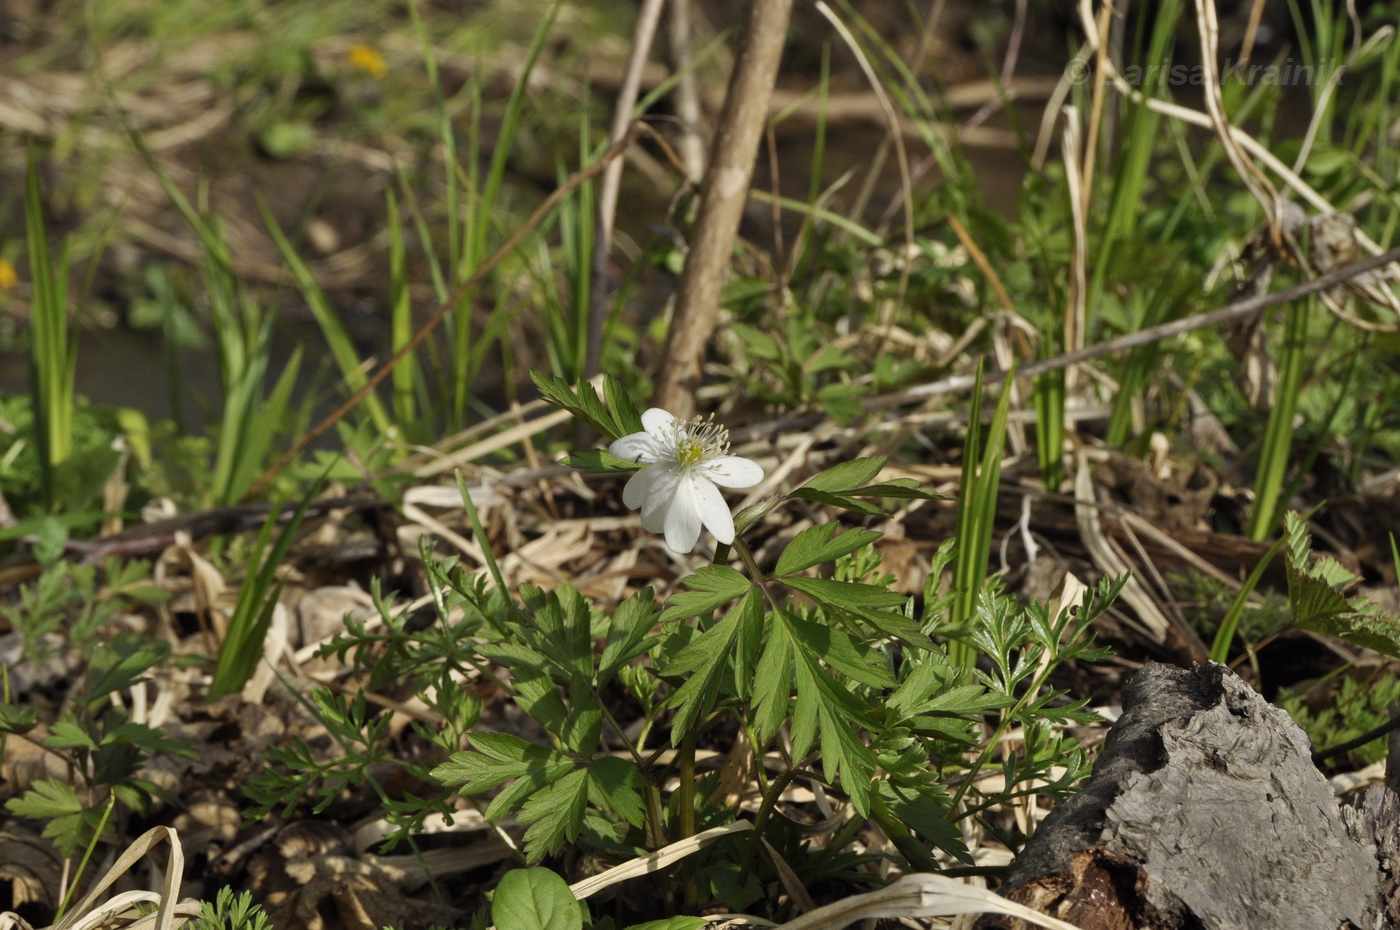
xmin=562 ymin=449 xmax=644 ymax=472
xmin=0 ymin=704 xmax=37 ymax=735
xmin=531 ymin=371 xmax=618 ymax=440
xmin=6 ymin=779 xmax=82 ymax=820
xmin=781 ymin=576 xmax=906 ymax=610
xmin=518 ymin=767 xmax=591 ymax=862
xmin=625 ymin=920 xmax=707 ymax=930
xmin=492 ymin=868 xmax=583 ymax=930
xmin=775 ymin=524 xmax=884 ymax=576
xmin=431 ymin=732 xmax=571 ymax=795
xmin=789 ymin=646 xmax=877 ymax=813
xmin=44 ymin=720 xmax=97 ymax=750
xmin=599 ymin=588 xmax=660 ymax=686
xmin=783 ymin=612 xmax=897 ymax=689
xmin=587 ymin=755 xmax=647 ymax=828
xmin=603 ymin=374 xmax=644 ymax=436
xmin=751 ymin=626 xmax=794 ymax=743
xmin=795 ymin=457 xmax=887 ymax=493
xmin=1284 ymin=512 xmax=1400 ymax=657
xmin=877 ymin=780 xmax=968 ymax=859
xmin=5 ymin=779 xmax=106 ymax=858
xmin=663 ymin=588 xmax=764 ymax=741
xmin=658 ymin=566 xmax=753 ymax=623
xmin=786 ymin=488 xmax=889 ymax=516
xmin=84 ymin=635 xmax=170 ymax=706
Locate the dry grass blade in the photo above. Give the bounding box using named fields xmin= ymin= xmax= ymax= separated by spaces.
xmin=1073 ymin=449 xmax=1170 ymax=643
xmin=567 ymin=821 xmax=753 ymax=901
xmin=770 ymin=872 xmax=1084 ymax=930
xmin=48 ymin=826 xmax=183 ymax=930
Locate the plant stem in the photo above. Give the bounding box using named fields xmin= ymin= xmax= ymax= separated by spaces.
xmin=677 ymin=725 xmax=699 ymax=909
xmin=738 ymin=762 xmax=798 ymax=881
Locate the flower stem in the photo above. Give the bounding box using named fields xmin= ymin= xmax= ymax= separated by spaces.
xmin=677 ymin=726 xmax=699 ymax=908
xmin=738 ymin=761 xmax=798 ymax=882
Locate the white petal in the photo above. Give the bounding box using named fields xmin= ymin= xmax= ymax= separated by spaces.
xmin=662 ymin=475 xmax=705 ymax=552
xmin=610 ymin=432 xmax=660 ymax=463
xmin=692 ymin=475 xmax=735 ymax=545
xmin=640 ymin=407 xmax=677 ymax=437
xmin=637 ymin=464 xmax=682 ymax=531
xmin=701 ymin=455 xmax=764 ymax=489
xmin=621 ymin=466 xmax=659 ymax=511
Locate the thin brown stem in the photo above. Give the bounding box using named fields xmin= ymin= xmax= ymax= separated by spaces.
xmin=653 ymin=0 xmax=795 ymax=417
xmin=867 ymin=244 xmax=1400 ymax=411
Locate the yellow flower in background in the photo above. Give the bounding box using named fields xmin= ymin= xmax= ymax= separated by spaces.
xmin=0 ymin=259 xmax=16 ymax=290
xmin=348 ymin=43 xmax=388 ymax=79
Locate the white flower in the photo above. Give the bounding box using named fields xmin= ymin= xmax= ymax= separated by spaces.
xmin=608 ymin=408 xmax=764 ymax=553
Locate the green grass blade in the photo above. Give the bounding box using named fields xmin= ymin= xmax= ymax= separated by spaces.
xmin=1247 ymin=298 xmax=1310 ymax=540
xmin=208 ymin=478 xmax=322 ymax=699
xmin=24 ymin=147 xmax=75 ymax=511
xmin=256 ymin=194 xmax=390 ymax=435
xmin=950 ymin=365 xmax=1015 ymax=667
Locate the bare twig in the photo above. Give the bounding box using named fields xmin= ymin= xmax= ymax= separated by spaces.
xmin=652 ymin=0 xmax=795 ymax=417
xmin=586 ymin=0 xmax=666 ymax=379
xmin=867 ymin=244 xmax=1400 ymax=410
xmin=667 ymin=0 xmax=708 ymax=182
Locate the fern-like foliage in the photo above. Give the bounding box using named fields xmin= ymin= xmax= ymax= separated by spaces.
xmin=1284 ymin=511 xmax=1400 ymax=657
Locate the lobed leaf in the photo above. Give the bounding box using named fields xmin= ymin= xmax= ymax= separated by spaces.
xmin=776 ymin=524 xmax=884 ymax=576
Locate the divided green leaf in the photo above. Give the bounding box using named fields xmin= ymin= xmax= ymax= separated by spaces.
xmin=1284 ymin=512 xmax=1400 ymax=657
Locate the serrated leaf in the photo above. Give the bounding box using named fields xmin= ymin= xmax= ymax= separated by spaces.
xmin=101 ymin=721 xmax=199 ymax=757
xmin=775 ymin=524 xmax=883 ymax=576
xmin=846 ymin=478 xmax=953 ymax=501
xmin=0 ymin=704 xmax=37 ymax=735
xmin=492 ymin=868 xmax=583 ymax=930
xmin=531 ymin=371 xmax=616 ymax=439
xmin=431 ymin=733 xmax=570 ymax=795
xmin=663 ymin=589 xmax=764 ymax=741
xmin=877 ymin=780 xmax=968 ymax=859
xmin=599 ymin=588 xmax=660 ymax=686
xmin=1285 ymin=512 xmax=1400 ymax=658
xmin=658 ymin=566 xmax=753 ymax=623
xmin=84 ymin=636 xmax=170 ymax=705
xmin=782 ymin=576 xmax=906 ymax=609
xmin=787 ymin=488 xmax=890 ymax=516
xmin=603 ymin=374 xmax=644 ymax=436
xmin=625 ymin=918 xmax=708 ymax=930
xmin=751 ymin=627 xmax=794 ymax=743
xmin=44 ymin=720 xmax=97 ymax=750
xmin=795 ymin=457 xmax=887 ymax=493
xmin=587 ymin=755 xmax=647 ymax=828
xmin=6 ymin=780 xmax=106 ymax=858
xmin=784 ymin=612 xmax=897 ymax=689
xmin=6 ymin=779 xmax=83 ymax=819
xmin=518 ymin=767 xmax=591 ymax=862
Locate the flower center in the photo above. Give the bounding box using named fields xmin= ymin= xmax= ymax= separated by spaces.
xmin=671 ymin=415 xmax=730 ymax=468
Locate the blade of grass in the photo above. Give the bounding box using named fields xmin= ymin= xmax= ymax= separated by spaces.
xmin=24 ymin=146 xmax=75 ymax=512
xmin=949 ymin=364 xmax=1016 ymax=668
xmin=208 ymin=477 xmax=324 ymax=699
xmin=257 ymin=194 xmax=391 ymax=436
xmin=1247 ymin=296 xmax=1310 ymax=540
xmin=386 ymin=187 xmax=423 ymax=439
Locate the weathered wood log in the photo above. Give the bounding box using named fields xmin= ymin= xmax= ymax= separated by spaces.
xmin=976 ymin=662 xmax=1380 ymax=930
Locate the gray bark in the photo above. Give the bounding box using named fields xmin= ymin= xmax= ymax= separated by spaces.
xmin=978 ymin=662 xmax=1380 ymax=930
